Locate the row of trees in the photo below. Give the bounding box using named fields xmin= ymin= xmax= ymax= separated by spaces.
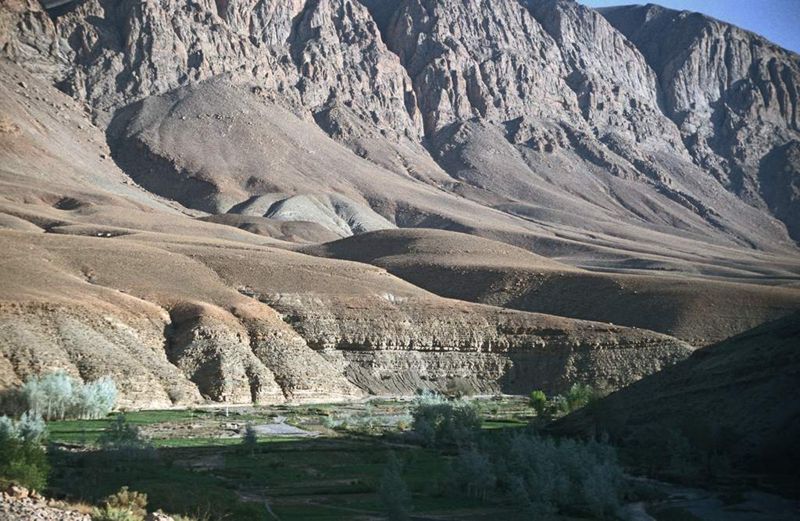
xmin=1 ymin=372 xmax=119 ymax=491
xmin=450 ymin=433 xmax=623 ymax=517
xmin=529 ymin=383 xmax=602 ymax=417
xmin=410 ymin=391 xmax=481 ymax=447
xmin=4 ymin=372 xmax=118 ymax=421
xmin=381 ymin=394 xmax=625 ymax=520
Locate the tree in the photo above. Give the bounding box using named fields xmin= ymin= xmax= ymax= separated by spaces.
xmin=16 ymin=372 xmax=118 ymax=420
xmin=241 ymin=423 xmax=258 ymax=455
xmin=0 ymin=412 xmax=46 ymax=444
xmin=379 ymin=452 xmax=412 ymax=521
xmin=451 ymin=448 xmax=496 ymax=501
xmin=98 ymin=414 xmax=151 ymax=458
xmin=411 ymin=398 xmax=481 ymax=448
xmin=79 ymin=377 xmax=118 ymax=419
xmin=529 ymin=390 xmax=547 ymax=415
xmin=0 ymin=413 xmax=49 ymax=490
xmin=565 ymin=383 xmax=596 ymax=412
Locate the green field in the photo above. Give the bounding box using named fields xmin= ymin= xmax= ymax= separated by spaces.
xmin=45 ymin=398 xmax=536 ymax=521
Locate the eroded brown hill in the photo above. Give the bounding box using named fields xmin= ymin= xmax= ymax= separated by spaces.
xmin=0 ymin=0 xmax=798 ymax=407
xmin=303 ymin=229 xmax=800 ymax=345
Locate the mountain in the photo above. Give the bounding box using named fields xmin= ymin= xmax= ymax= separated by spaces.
xmin=0 ymin=0 xmax=798 ymax=406
xmin=552 ymin=313 xmax=800 ymax=474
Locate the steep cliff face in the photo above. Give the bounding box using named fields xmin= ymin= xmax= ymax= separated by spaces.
xmin=601 ymin=4 xmax=800 ymax=240
xmin=523 ymin=0 xmax=684 ymax=152
xmin=385 ymin=0 xmax=576 ymax=136
xmin=12 ymin=0 xmax=422 ymax=141
xmin=3 ymin=0 xmax=798 ymax=256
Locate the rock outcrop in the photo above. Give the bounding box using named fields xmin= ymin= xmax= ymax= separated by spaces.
xmin=1 ymin=0 xmax=797 ymax=259
xmin=302 ymin=228 xmax=800 ymax=346
xmin=601 ymin=4 xmax=800 ymax=240
xmin=0 ymin=229 xmax=691 ymax=405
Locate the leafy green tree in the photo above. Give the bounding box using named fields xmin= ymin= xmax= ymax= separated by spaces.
xmin=529 ymin=390 xmax=548 ymax=415
xmin=565 ymin=383 xmax=596 ymax=412
xmin=411 ymin=395 xmax=481 ymax=447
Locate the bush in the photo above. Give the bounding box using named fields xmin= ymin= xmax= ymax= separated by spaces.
xmin=411 ymin=396 xmax=480 ymax=448
xmin=14 ymin=372 xmax=117 ymax=420
xmin=0 ymin=412 xmax=49 ymax=490
xmin=529 ymin=390 xmax=547 ymax=415
xmin=91 ymin=507 xmax=143 ymax=521
xmin=0 ymin=437 xmax=49 ymax=491
xmin=379 ymin=452 xmax=412 ymax=521
xmin=98 ymin=415 xmax=152 ymax=457
xmin=92 ymin=487 xmax=148 ymax=521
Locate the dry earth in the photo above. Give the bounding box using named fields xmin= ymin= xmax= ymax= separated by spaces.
xmin=0 ymin=0 xmax=798 ymax=407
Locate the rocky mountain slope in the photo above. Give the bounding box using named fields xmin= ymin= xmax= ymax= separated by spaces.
xmin=0 ymin=0 xmax=798 ymax=406
xmin=552 ymin=313 xmax=800 ymax=474
xmin=602 ymin=4 xmax=800 ymax=241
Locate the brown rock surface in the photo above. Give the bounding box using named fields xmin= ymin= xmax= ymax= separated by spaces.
xmin=303 ymin=228 xmax=800 ymax=346
xmin=0 ymin=1 xmax=798 ymax=406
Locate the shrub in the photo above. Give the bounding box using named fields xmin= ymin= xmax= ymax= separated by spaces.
xmin=0 ymin=414 xmax=49 ymax=491
xmin=91 ymin=507 xmax=143 ymax=521
xmin=98 ymin=415 xmax=151 ymax=457
xmin=411 ymin=397 xmax=480 ymax=448
xmin=379 ymin=452 xmax=412 ymax=521
xmin=529 ymin=390 xmax=547 ymax=415
xmin=0 ymin=411 xmax=49 ymax=490
xmin=92 ymin=487 xmax=148 ymax=521
xmin=0 ymin=438 xmax=49 ymax=491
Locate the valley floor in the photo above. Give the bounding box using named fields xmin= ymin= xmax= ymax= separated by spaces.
xmin=41 ymin=399 xmax=800 ymax=521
